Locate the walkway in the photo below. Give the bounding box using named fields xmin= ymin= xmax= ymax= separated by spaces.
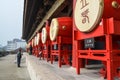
xmin=26 ymin=53 xmax=105 ymax=80
xmin=0 ymin=53 xmax=30 ymax=80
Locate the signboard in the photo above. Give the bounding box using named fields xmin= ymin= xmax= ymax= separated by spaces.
xmin=84 ymin=38 xmax=95 ymax=48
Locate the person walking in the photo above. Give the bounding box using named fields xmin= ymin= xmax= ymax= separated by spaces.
xmin=17 ymin=48 xmax=22 ymax=67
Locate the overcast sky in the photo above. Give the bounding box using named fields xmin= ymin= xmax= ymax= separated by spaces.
xmin=0 ymin=0 xmax=24 ymax=46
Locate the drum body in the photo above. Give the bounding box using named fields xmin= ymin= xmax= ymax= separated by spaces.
xmin=103 ymin=0 xmax=120 ymax=20
xmin=50 ymin=17 xmax=72 ymax=41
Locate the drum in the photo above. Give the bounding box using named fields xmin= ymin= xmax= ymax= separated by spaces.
xmin=36 ymin=32 xmax=40 ymax=45
xmin=41 ymin=27 xmax=50 ymax=44
xmin=103 ymin=0 xmax=120 ymax=19
xmin=74 ymin=0 xmax=120 ymax=32
xmin=26 ymin=43 xmax=30 ymax=49
xmin=34 ymin=37 xmax=36 ymax=46
xmin=32 ymin=39 xmax=34 ymax=47
xmin=50 ymin=17 xmax=72 ymax=41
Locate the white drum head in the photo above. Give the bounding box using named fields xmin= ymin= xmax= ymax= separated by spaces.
xmin=41 ymin=27 xmax=47 ymax=44
xmin=74 ymin=0 xmax=104 ymax=32
xmin=28 ymin=43 xmax=30 ymax=48
xmin=26 ymin=43 xmax=30 ymax=48
xmin=34 ymin=36 xmax=36 ymax=46
xmin=32 ymin=39 xmax=34 ymax=47
xmin=50 ymin=18 xmax=59 ymax=41
xmin=36 ymin=33 xmax=40 ymax=45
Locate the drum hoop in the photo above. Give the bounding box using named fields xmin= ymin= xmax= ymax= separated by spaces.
xmin=50 ymin=18 xmax=59 ymax=41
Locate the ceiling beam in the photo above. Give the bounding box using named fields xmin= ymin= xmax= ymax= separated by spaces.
xmin=28 ymin=0 xmax=66 ymax=42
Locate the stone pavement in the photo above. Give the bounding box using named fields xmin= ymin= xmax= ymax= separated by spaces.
xmin=0 ymin=53 xmax=31 ymax=80
xmin=0 ymin=52 xmax=107 ymax=80
xmin=25 ymin=52 xmax=106 ymax=80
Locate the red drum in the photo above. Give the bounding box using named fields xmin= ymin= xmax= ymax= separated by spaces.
xmin=74 ymin=0 xmax=120 ymax=32
xmin=41 ymin=26 xmax=50 ymax=44
xmin=50 ymin=17 xmax=72 ymax=41
xmin=36 ymin=32 xmax=41 ymax=45
xmin=26 ymin=43 xmax=30 ymax=49
xmin=34 ymin=36 xmax=37 ymax=46
xmin=32 ymin=39 xmax=34 ymax=47
xmin=29 ymin=40 xmax=32 ymax=46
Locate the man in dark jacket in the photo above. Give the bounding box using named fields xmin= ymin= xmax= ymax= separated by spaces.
xmin=17 ymin=48 xmax=22 ymax=67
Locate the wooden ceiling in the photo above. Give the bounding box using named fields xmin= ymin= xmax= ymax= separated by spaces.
xmin=22 ymin=0 xmax=72 ymax=42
